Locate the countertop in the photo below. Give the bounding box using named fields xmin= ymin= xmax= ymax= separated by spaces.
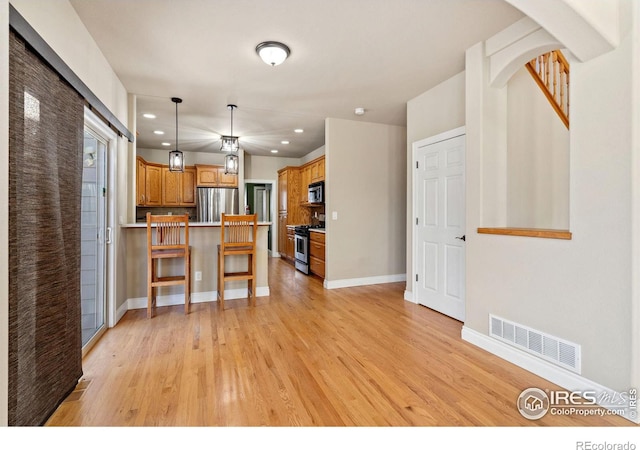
xmin=310 ymin=228 xmax=326 ymax=234
xmin=121 ymin=221 xmax=272 ymax=229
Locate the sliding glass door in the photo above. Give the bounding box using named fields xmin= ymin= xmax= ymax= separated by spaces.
xmin=80 ymin=128 xmax=108 ymax=348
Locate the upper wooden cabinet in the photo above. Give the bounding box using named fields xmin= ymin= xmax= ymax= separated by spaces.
xmin=300 ymin=164 xmax=311 ymax=204
xmin=136 ymin=157 xmax=146 ymax=205
xmin=309 ymin=156 xmax=325 ymax=183
xmin=137 ymin=156 xmax=195 ymax=207
xmin=217 ymin=167 xmax=237 ymax=187
xmin=162 ymin=166 xmax=196 ymax=206
xmin=144 ymin=163 xmax=162 ymax=206
xmin=278 ymin=167 xmax=300 ymax=214
xmin=196 ymin=164 xmax=237 ymax=188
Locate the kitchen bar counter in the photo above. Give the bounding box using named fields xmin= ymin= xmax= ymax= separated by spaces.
xmin=122 ymin=222 xmax=271 ymax=310
xmin=122 ymin=221 xmax=272 ymax=228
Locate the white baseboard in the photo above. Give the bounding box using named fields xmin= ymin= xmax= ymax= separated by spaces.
xmin=462 ymin=326 xmax=639 ymax=424
xmin=114 ymin=301 xmax=129 ymax=326
xmin=127 ymin=286 xmax=270 ymax=311
xmin=404 ymin=290 xmax=416 ymax=303
xmin=324 ymin=273 xmax=406 ymax=290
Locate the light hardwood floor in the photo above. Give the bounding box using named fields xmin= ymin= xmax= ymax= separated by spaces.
xmin=46 ymin=258 xmax=631 ymax=426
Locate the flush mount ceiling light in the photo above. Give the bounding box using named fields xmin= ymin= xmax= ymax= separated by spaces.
xmin=256 ymin=41 xmax=290 ymax=66
xmin=354 ymin=107 xmax=365 ymax=116
xmin=169 ymin=97 xmax=184 ymax=172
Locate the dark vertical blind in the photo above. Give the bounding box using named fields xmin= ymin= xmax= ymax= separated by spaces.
xmin=8 ymin=30 xmax=84 ymax=426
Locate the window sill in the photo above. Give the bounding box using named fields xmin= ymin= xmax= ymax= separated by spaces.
xmin=477 ymin=227 xmax=572 ymax=240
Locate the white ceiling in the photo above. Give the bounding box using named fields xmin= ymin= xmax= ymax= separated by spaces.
xmin=70 ymin=0 xmax=523 ymax=158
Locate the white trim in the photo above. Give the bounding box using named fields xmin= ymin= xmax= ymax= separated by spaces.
xmin=462 ymin=326 xmax=639 ymax=424
xmin=403 ymin=290 xmax=416 ymax=303
xmin=244 ymin=178 xmax=277 ymax=255
xmin=84 ymin=107 xmax=119 ymax=331
xmin=324 ymin=274 xmax=406 ymax=290
xmin=126 ymin=287 xmax=270 ymax=310
xmin=631 ymin=0 xmax=640 ymax=407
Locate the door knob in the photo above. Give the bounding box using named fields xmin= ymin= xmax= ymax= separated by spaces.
xmin=456 ymin=235 xmax=466 ymax=241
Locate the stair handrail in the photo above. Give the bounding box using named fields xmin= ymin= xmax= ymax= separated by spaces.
xmin=525 ymin=50 xmax=570 ymax=129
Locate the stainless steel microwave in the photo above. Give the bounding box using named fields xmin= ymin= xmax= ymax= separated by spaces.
xmin=308 ymin=181 xmax=324 ymax=204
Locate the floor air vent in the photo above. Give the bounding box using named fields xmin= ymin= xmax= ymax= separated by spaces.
xmin=489 ymin=314 xmax=581 ymax=373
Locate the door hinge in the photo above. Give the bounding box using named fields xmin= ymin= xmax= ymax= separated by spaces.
xmin=416 ymin=274 xmax=419 ymax=282
xmin=416 ymin=161 xmax=419 ymax=169
xmin=416 ymin=217 xmax=419 ymax=225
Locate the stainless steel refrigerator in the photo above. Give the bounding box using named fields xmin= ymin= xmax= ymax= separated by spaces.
xmin=196 ymin=187 xmax=239 ymax=222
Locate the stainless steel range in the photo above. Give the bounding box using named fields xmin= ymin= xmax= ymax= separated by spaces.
xmin=294 ymin=224 xmax=324 ymax=274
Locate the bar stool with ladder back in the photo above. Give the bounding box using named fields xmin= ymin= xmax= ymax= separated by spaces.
xmin=217 ymin=213 xmax=258 ymax=310
xmin=146 ymin=213 xmax=191 ymax=318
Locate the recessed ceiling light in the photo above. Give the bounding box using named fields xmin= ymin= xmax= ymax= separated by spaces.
xmin=294 ymin=128 xmax=304 ymax=133
xmin=161 ymin=142 xmax=171 ymax=146
xmin=154 ymin=130 xmax=165 ymax=135
xmin=271 ymin=149 xmax=279 ymax=154
xmin=281 ymin=140 xmax=289 ymax=145
xmin=143 ymin=113 xmax=156 ymax=119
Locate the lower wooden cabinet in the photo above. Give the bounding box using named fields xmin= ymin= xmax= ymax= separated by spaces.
xmin=309 ymin=231 xmax=325 ymax=278
xmin=286 ymin=226 xmax=296 ymax=262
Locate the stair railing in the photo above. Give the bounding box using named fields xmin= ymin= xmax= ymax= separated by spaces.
xmin=525 ymin=50 xmax=570 ymax=129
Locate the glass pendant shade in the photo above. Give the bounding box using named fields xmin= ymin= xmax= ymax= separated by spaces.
xmin=220 ymin=135 xmax=239 ymax=152
xmin=169 ymin=150 xmax=184 ymax=172
xmin=256 ymin=41 xmax=290 ymax=66
xmin=224 ymin=153 xmax=239 ymax=175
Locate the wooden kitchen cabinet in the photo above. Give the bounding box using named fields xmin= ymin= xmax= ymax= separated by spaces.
xmin=278 ymin=213 xmax=288 ymax=258
xmin=278 ymin=166 xmax=301 ymax=220
xmin=310 ymin=156 xmax=325 ymax=183
xmin=300 ymin=164 xmax=311 ymax=203
xmin=162 ymin=166 xmax=196 ymax=206
xmin=196 ymin=164 xmax=237 ymax=187
xmin=309 ymin=231 xmax=325 ymax=278
xmin=217 ymin=167 xmax=238 ymax=187
xmin=136 ymin=157 xmax=147 ymax=205
xmin=144 ymin=162 xmax=162 ymax=206
xmin=196 ymin=164 xmax=219 ymax=187
xmin=181 ymin=167 xmax=196 ymax=205
xmin=286 ymin=226 xmax=296 ymax=262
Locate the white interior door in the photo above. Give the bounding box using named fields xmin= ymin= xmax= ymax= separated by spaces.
xmin=414 ymin=129 xmax=466 ymax=321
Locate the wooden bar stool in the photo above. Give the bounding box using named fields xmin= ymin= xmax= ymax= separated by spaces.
xmin=146 ymin=213 xmax=191 ymax=318
xmin=217 ymin=213 xmax=257 ymax=310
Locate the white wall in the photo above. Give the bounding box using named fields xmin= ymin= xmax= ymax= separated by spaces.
xmin=465 ymin=17 xmax=634 ymax=391
xmin=325 ymin=118 xmax=406 ymax=285
xmin=405 ymin=72 xmax=465 ymax=295
xmin=300 ymin=145 xmax=325 ymax=165
xmin=506 ymin=66 xmax=569 ymax=229
xmin=244 ymin=154 xmax=301 ymax=180
xmin=138 ymin=147 xmax=227 ymax=166
xmin=0 ymin=0 xmax=9 ymax=428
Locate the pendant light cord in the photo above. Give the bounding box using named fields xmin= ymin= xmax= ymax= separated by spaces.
xmin=175 ymin=100 xmax=178 ymax=149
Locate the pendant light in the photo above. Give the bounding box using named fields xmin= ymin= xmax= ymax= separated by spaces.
xmin=169 ymin=97 xmax=184 ymax=172
xmin=220 ymin=104 xmax=239 ymax=152
xmin=222 ymin=104 xmax=239 ymax=175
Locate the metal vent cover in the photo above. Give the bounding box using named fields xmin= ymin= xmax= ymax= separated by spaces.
xmin=489 ymin=314 xmax=581 ymax=373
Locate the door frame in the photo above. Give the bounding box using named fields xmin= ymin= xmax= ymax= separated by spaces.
xmin=84 ymin=107 xmax=118 ymax=335
xmin=244 ymin=178 xmax=277 ymax=257
xmin=411 ymin=126 xmax=466 ymax=313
